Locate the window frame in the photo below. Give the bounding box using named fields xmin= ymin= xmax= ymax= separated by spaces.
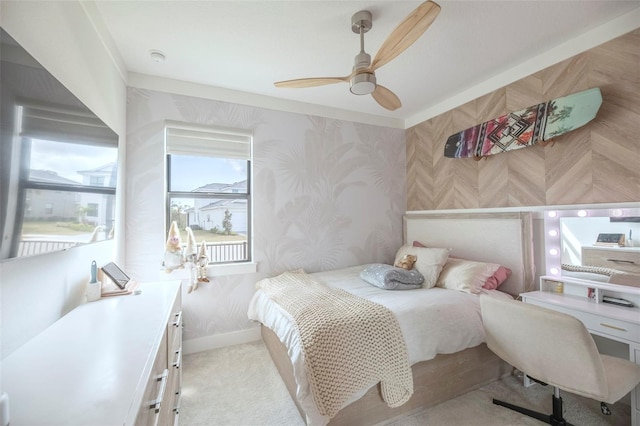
xmin=164 ymin=122 xmax=253 ymax=267
xmin=6 ymin=137 xmax=117 ymax=258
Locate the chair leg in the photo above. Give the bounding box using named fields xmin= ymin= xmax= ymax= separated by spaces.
xmin=492 ymin=387 xmax=573 ymax=426
xmin=493 ymin=398 xmax=551 ymax=423
xmin=550 ymin=388 xmax=571 ymax=426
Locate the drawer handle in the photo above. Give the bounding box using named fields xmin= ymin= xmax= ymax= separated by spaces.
xmin=172 ymin=347 xmax=182 ymax=369
xmin=606 ymin=258 xmax=635 ymax=264
xmin=173 ymin=392 xmax=181 ymax=414
xmin=600 ymin=323 xmax=627 ymax=332
xmin=172 ymin=311 xmax=182 ymax=328
xmin=150 ymin=369 xmax=169 ymax=413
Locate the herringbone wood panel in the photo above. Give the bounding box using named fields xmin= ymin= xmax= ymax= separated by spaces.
xmin=407 ymin=28 xmax=640 ymax=210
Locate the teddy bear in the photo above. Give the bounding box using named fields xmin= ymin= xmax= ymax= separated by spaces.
xmin=394 ymin=254 xmax=417 ymax=270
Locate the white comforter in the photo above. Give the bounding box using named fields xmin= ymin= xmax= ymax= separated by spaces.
xmin=247 ymin=265 xmax=513 ymax=426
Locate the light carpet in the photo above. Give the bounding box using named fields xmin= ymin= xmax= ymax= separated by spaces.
xmin=181 ymin=341 xmax=631 ymax=426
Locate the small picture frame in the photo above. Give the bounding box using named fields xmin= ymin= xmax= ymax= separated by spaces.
xmin=595 ymin=233 xmax=625 ymax=246
xmin=587 ymin=287 xmax=603 ymax=303
xmin=101 ymin=262 xmax=131 ymax=290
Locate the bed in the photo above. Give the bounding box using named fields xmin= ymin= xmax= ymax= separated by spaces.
xmin=248 ymin=212 xmax=535 ymax=425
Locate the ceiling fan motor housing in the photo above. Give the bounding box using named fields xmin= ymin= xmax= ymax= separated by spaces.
xmin=353 ymin=51 xmax=371 ymax=70
xmin=350 ymin=72 xmax=376 ymax=95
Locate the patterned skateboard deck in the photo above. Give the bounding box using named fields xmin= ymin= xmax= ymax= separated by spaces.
xmin=444 ymin=88 xmax=603 ymax=159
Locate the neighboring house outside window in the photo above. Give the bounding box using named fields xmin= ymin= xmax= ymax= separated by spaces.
xmin=165 ymin=121 xmax=252 ymax=265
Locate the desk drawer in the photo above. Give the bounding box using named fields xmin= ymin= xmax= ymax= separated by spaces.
xmin=634 ymin=347 xmax=640 ymax=414
xmin=526 ymin=299 xmax=640 ymax=343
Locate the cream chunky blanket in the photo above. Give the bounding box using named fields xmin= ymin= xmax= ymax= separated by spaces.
xmin=256 ymin=270 xmax=413 ymax=418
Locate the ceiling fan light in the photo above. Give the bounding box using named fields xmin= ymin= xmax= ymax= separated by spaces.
xmin=350 ymin=73 xmax=376 ymax=95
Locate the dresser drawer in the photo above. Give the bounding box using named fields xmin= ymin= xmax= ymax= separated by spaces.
xmin=582 ymin=247 xmax=640 ymax=274
xmin=162 ymin=343 xmax=182 ymax=419
xmin=136 ymin=331 xmax=169 ymax=426
xmin=167 ymin=291 xmax=182 ymax=355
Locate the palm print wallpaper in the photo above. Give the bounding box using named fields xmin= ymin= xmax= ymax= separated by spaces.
xmin=126 ymin=88 xmax=406 ymax=341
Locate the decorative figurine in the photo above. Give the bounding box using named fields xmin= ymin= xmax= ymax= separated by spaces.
xmin=184 ymin=227 xmax=199 ymax=293
xmin=184 ymin=226 xmax=198 ymax=263
xmin=164 ymin=221 xmax=184 ymax=273
xmin=197 ymin=241 xmax=210 ymax=283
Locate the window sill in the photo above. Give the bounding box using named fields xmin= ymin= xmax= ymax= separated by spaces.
xmin=207 ymin=262 xmax=257 ymax=276
xmin=158 ymin=262 xmax=257 ymax=280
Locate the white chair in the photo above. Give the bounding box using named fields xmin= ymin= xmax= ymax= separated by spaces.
xmin=480 ymin=296 xmax=640 ymax=425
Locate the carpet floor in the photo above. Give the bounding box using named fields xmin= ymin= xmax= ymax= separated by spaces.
xmin=180 ymin=341 xmax=631 ymax=426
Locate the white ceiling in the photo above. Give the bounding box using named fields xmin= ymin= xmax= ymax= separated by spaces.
xmin=91 ymin=1 xmax=640 ymax=128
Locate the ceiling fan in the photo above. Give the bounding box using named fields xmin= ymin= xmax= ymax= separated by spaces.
xmin=274 ymin=1 xmax=441 ymax=111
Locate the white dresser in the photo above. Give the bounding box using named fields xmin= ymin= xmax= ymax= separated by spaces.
xmin=2 ymin=281 xmax=182 ymax=426
xmin=521 ymin=276 xmax=640 ymax=426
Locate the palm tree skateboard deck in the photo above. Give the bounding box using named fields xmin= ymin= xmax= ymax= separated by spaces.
xmin=444 ymin=88 xmax=602 ymax=159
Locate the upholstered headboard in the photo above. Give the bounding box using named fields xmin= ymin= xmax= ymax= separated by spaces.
xmin=404 ymin=212 xmax=535 ymax=297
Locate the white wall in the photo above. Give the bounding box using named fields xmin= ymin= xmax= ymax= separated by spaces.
xmin=125 ymin=86 xmax=407 ymax=347
xmin=0 ymin=1 xmax=127 ymax=359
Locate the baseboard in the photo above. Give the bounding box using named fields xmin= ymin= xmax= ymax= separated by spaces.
xmin=183 ymin=326 xmax=261 ymax=355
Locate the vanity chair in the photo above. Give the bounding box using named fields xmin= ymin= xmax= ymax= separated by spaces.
xmin=480 ymin=296 xmax=640 ymax=425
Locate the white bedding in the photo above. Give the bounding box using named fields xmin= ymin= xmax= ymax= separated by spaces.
xmin=247 ymin=265 xmax=513 ymax=426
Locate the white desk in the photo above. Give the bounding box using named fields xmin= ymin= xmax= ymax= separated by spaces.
xmin=521 ymin=276 xmax=640 ymax=426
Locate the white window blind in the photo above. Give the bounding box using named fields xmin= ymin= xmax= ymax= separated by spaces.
xmin=18 ymin=103 xmax=118 ymax=147
xmin=165 ymin=121 xmax=251 ymax=160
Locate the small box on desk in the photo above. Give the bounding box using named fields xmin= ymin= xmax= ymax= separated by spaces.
xmin=587 ymin=286 xmax=604 ymax=303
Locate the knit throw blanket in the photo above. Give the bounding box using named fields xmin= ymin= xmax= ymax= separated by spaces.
xmin=256 ymin=270 xmax=413 ymax=418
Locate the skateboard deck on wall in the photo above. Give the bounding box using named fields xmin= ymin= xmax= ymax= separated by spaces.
xmin=443 ymin=88 xmax=603 ymax=159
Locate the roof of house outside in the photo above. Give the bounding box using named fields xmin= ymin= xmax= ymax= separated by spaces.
xmin=77 ymin=162 xmax=117 ymax=175
xmin=198 ymin=199 xmax=247 ymax=211
xmin=192 ymin=180 xmax=247 ymax=193
xmin=29 ymin=169 xmax=79 ymax=185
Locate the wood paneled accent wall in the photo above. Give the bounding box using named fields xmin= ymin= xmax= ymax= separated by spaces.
xmin=407 ymin=29 xmax=640 ymax=211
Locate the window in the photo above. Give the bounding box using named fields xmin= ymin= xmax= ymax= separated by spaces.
xmin=86 ymin=203 xmax=99 ymax=217
xmin=1 ymin=103 xmax=118 ymax=258
xmin=90 ymin=176 xmax=105 ymax=186
xmin=165 ymin=121 xmax=252 ymax=265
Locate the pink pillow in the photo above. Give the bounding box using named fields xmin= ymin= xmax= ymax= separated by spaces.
xmin=482 ymin=266 xmax=511 ymax=290
xmin=413 ymin=240 xmax=511 ymax=290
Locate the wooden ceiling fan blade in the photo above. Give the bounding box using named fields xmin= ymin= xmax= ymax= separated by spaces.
xmin=372 ymin=85 xmax=401 ymax=111
xmin=274 ymin=76 xmax=350 ymax=88
xmin=371 ymin=1 xmax=440 ymax=71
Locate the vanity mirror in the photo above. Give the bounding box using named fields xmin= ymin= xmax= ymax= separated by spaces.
xmin=544 ymin=205 xmax=640 ymax=281
xmin=0 ymin=28 xmax=119 ymax=261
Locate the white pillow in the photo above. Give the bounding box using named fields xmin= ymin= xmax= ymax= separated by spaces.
xmin=436 ymin=258 xmax=501 ymax=294
xmin=394 ymin=245 xmax=449 ymax=288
